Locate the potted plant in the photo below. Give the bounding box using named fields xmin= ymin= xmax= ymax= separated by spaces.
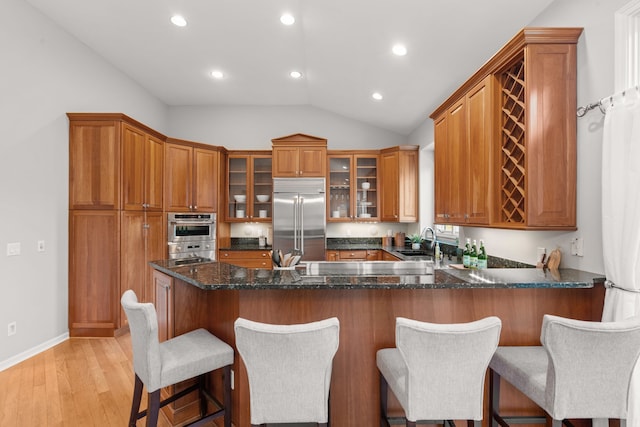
xmin=409 ymin=234 xmax=422 ymax=250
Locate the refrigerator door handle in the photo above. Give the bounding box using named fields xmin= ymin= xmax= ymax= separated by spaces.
xmin=299 ymin=197 xmax=305 ymax=255
xmin=293 ymin=195 xmax=299 ymax=251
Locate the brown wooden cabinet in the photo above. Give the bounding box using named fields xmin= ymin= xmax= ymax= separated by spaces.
xmin=431 ymin=27 xmax=581 ymax=230
xmin=272 ymin=133 xmax=327 ymax=177
xmin=154 ymin=270 xmax=174 ymax=342
xmin=325 ymin=249 xmax=380 ymax=261
xmin=219 ymin=250 xmax=272 ymax=268
xmin=381 ymin=251 xmax=402 ymax=261
xmin=380 ymin=146 xmax=419 ymax=223
xmin=226 ymin=152 xmax=273 ymax=221
xmin=327 ymin=152 xmax=379 ymax=222
xmin=69 ymin=210 xmax=120 ymax=336
xmin=68 ymin=117 xmax=121 ymax=210
xmin=120 ymin=211 xmax=165 ymax=328
xmin=434 ymin=77 xmax=492 ymax=225
xmin=122 ymin=123 xmax=164 ymax=211
xmin=68 ymin=113 xmax=168 ymax=337
xmin=164 ymin=138 xmax=221 ymax=213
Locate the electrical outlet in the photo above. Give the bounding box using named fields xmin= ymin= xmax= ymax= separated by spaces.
xmin=7 ymin=242 xmax=20 ymax=256
xmin=37 ymin=240 xmax=45 ymax=252
xmin=571 ymin=238 xmax=584 ymax=256
xmin=576 ymin=237 xmax=584 ymax=257
xmin=8 ymin=322 xmax=16 ymax=336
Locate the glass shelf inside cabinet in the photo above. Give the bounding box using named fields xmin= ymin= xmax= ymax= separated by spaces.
xmin=356 ymin=157 xmax=377 ymax=219
xmin=229 ymin=157 xmax=248 ymax=219
xmin=253 ymin=156 xmax=272 ymax=219
xmin=329 ymin=157 xmax=351 ymax=219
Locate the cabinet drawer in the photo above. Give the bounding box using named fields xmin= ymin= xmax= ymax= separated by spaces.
xmin=339 ymin=250 xmax=368 ymax=260
xmin=219 ymin=250 xmax=270 ymax=260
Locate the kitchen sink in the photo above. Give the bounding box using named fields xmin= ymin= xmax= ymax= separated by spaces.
xmin=303 ymin=260 xmax=434 ymax=276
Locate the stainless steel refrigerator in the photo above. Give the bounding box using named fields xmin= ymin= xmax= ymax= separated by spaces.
xmin=272 ymin=178 xmax=326 ymax=261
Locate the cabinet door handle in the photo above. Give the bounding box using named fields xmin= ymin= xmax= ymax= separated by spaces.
xmin=224 ymin=253 xmax=229 ymax=257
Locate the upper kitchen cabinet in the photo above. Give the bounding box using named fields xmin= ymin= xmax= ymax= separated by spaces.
xmin=434 ymin=76 xmax=492 ymax=225
xmin=327 ymin=152 xmax=379 ymax=222
xmin=272 ymin=133 xmax=327 ymax=177
xmin=164 ymin=138 xmax=222 ymax=213
xmin=68 ymin=114 xmax=121 ymax=210
xmin=380 ymin=146 xmax=419 ymax=223
xmin=226 ymin=152 xmax=273 ymax=221
xmin=430 ymin=27 xmax=582 ymax=230
xmin=68 ymin=113 xmax=165 ymax=211
xmin=121 ymin=123 xmax=164 ymax=211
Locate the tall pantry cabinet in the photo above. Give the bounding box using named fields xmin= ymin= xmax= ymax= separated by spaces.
xmin=68 ymin=113 xmax=165 ymax=337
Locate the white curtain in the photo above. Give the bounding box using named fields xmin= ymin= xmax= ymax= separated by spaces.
xmin=601 ymin=88 xmax=640 ymax=427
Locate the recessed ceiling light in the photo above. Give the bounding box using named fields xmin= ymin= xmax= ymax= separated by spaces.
xmin=290 ymin=71 xmax=302 ymax=79
xmin=372 ymin=92 xmax=383 ymax=101
xmin=171 ymin=15 xmax=187 ymax=27
xmin=210 ymin=70 xmax=224 ymax=79
xmin=392 ymin=44 xmax=407 ymax=56
xmin=280 ymin=13 xmax=295 ymax=25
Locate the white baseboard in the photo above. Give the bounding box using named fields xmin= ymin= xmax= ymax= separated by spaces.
xmin=0 ymin=332 xmax=70 ymax=372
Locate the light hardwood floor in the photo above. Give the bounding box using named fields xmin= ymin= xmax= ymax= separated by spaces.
xmin=0 ymin=334 xmax=184 ymax=427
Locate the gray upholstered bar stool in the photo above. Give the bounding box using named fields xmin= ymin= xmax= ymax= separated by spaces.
xmin=234 ymin=317 xmax=340 ymax=427
xmin=489 ymin=314 xmax=640 ymax=427
xmin=377 ymin=316 xmax=502 ymax=427
xmin=121 ymin=290 xmax=234 ymax=427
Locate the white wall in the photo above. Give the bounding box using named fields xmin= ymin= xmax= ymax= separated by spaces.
xmin=0 ymin=0 xmax=168 ymax=366
xmin=410 ymin=0 xmax=629 ymax=273
xmin=167 ymin=105 xmax=407 ymax=150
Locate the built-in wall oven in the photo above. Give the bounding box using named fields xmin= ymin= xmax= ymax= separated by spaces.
xmin=167 ymin=212 xmax=216 ymax=261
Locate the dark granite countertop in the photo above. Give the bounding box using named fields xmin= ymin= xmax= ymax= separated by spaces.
xmin=149 ymin=259 xmax=604 ymax=291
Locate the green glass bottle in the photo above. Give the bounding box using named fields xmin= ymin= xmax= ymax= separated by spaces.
xmin=470 ymin=239 xmax=478 ymax=269
xmin=463 ymin=238 xmax=471 ymax=268
xmin=478 ymin=240 xmax=488 ymax=269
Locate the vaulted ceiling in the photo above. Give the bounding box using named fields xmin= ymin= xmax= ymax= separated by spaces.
xmin=26 ymin=0 xmax=555 ymax=135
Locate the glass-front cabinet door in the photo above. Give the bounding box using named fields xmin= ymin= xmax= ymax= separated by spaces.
xmin=252 ymin=155 xmax=272 ymax=221
xmin=327 ymin=153 xmax=378 ymax=222
xmin=355 ymin=155 xmax=378 ymax=220
xmin=227 ymin=153 xmax=272 ymax=222
xmin=328 ymin=156 xmax=351 ymax=220
xmin=228 ymin=156 xmax=248 ymax=220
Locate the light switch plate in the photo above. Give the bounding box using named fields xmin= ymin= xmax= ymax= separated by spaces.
xmin=7 ymin=242 xmax=20 ymax=256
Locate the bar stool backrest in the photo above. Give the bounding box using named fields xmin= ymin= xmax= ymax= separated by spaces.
xmin=235 ymin=317 xmax=340 ymax=425
xmin=396 ymin=316 xmax=502 ymax=421
xmin=121 ymin=290 xmax=162 ymax=392
xmin=541 ymin=314 xmax=640 ymax=420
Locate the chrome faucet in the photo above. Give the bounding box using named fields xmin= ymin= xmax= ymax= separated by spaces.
xmin=421 ymin=227 xmax=437 ymax=251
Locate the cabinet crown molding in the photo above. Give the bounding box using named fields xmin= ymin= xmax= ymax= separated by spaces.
xmin=271 ymin=133 xmax=327 ymax=146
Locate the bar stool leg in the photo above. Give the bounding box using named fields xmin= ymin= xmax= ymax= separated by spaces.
xmin=146 ymin=389 xmax=161 ymax=427
xmin=129 ymin=374 xmax=144 ymax=427
xmin=380 ymin=372 xmax=390 ymax=427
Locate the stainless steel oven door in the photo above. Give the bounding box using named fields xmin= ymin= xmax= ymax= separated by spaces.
xmin=167 ymin=212 xmax=216 ymax=243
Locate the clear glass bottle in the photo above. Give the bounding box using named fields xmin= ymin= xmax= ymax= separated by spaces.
xmin=477 ymin=240 xmax=488 ymax=269
xmin=470 ymin=239 xmax=478 ymax=269
xmin=463 ymin=238 xmax=471 ymax=268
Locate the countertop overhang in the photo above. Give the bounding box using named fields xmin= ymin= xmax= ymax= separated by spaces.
xmin=149 ymin=259 xmax=604 ymax=291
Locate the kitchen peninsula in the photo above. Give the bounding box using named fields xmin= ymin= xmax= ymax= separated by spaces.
xmin=150 ymin=259 xmax=605 ymax=427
